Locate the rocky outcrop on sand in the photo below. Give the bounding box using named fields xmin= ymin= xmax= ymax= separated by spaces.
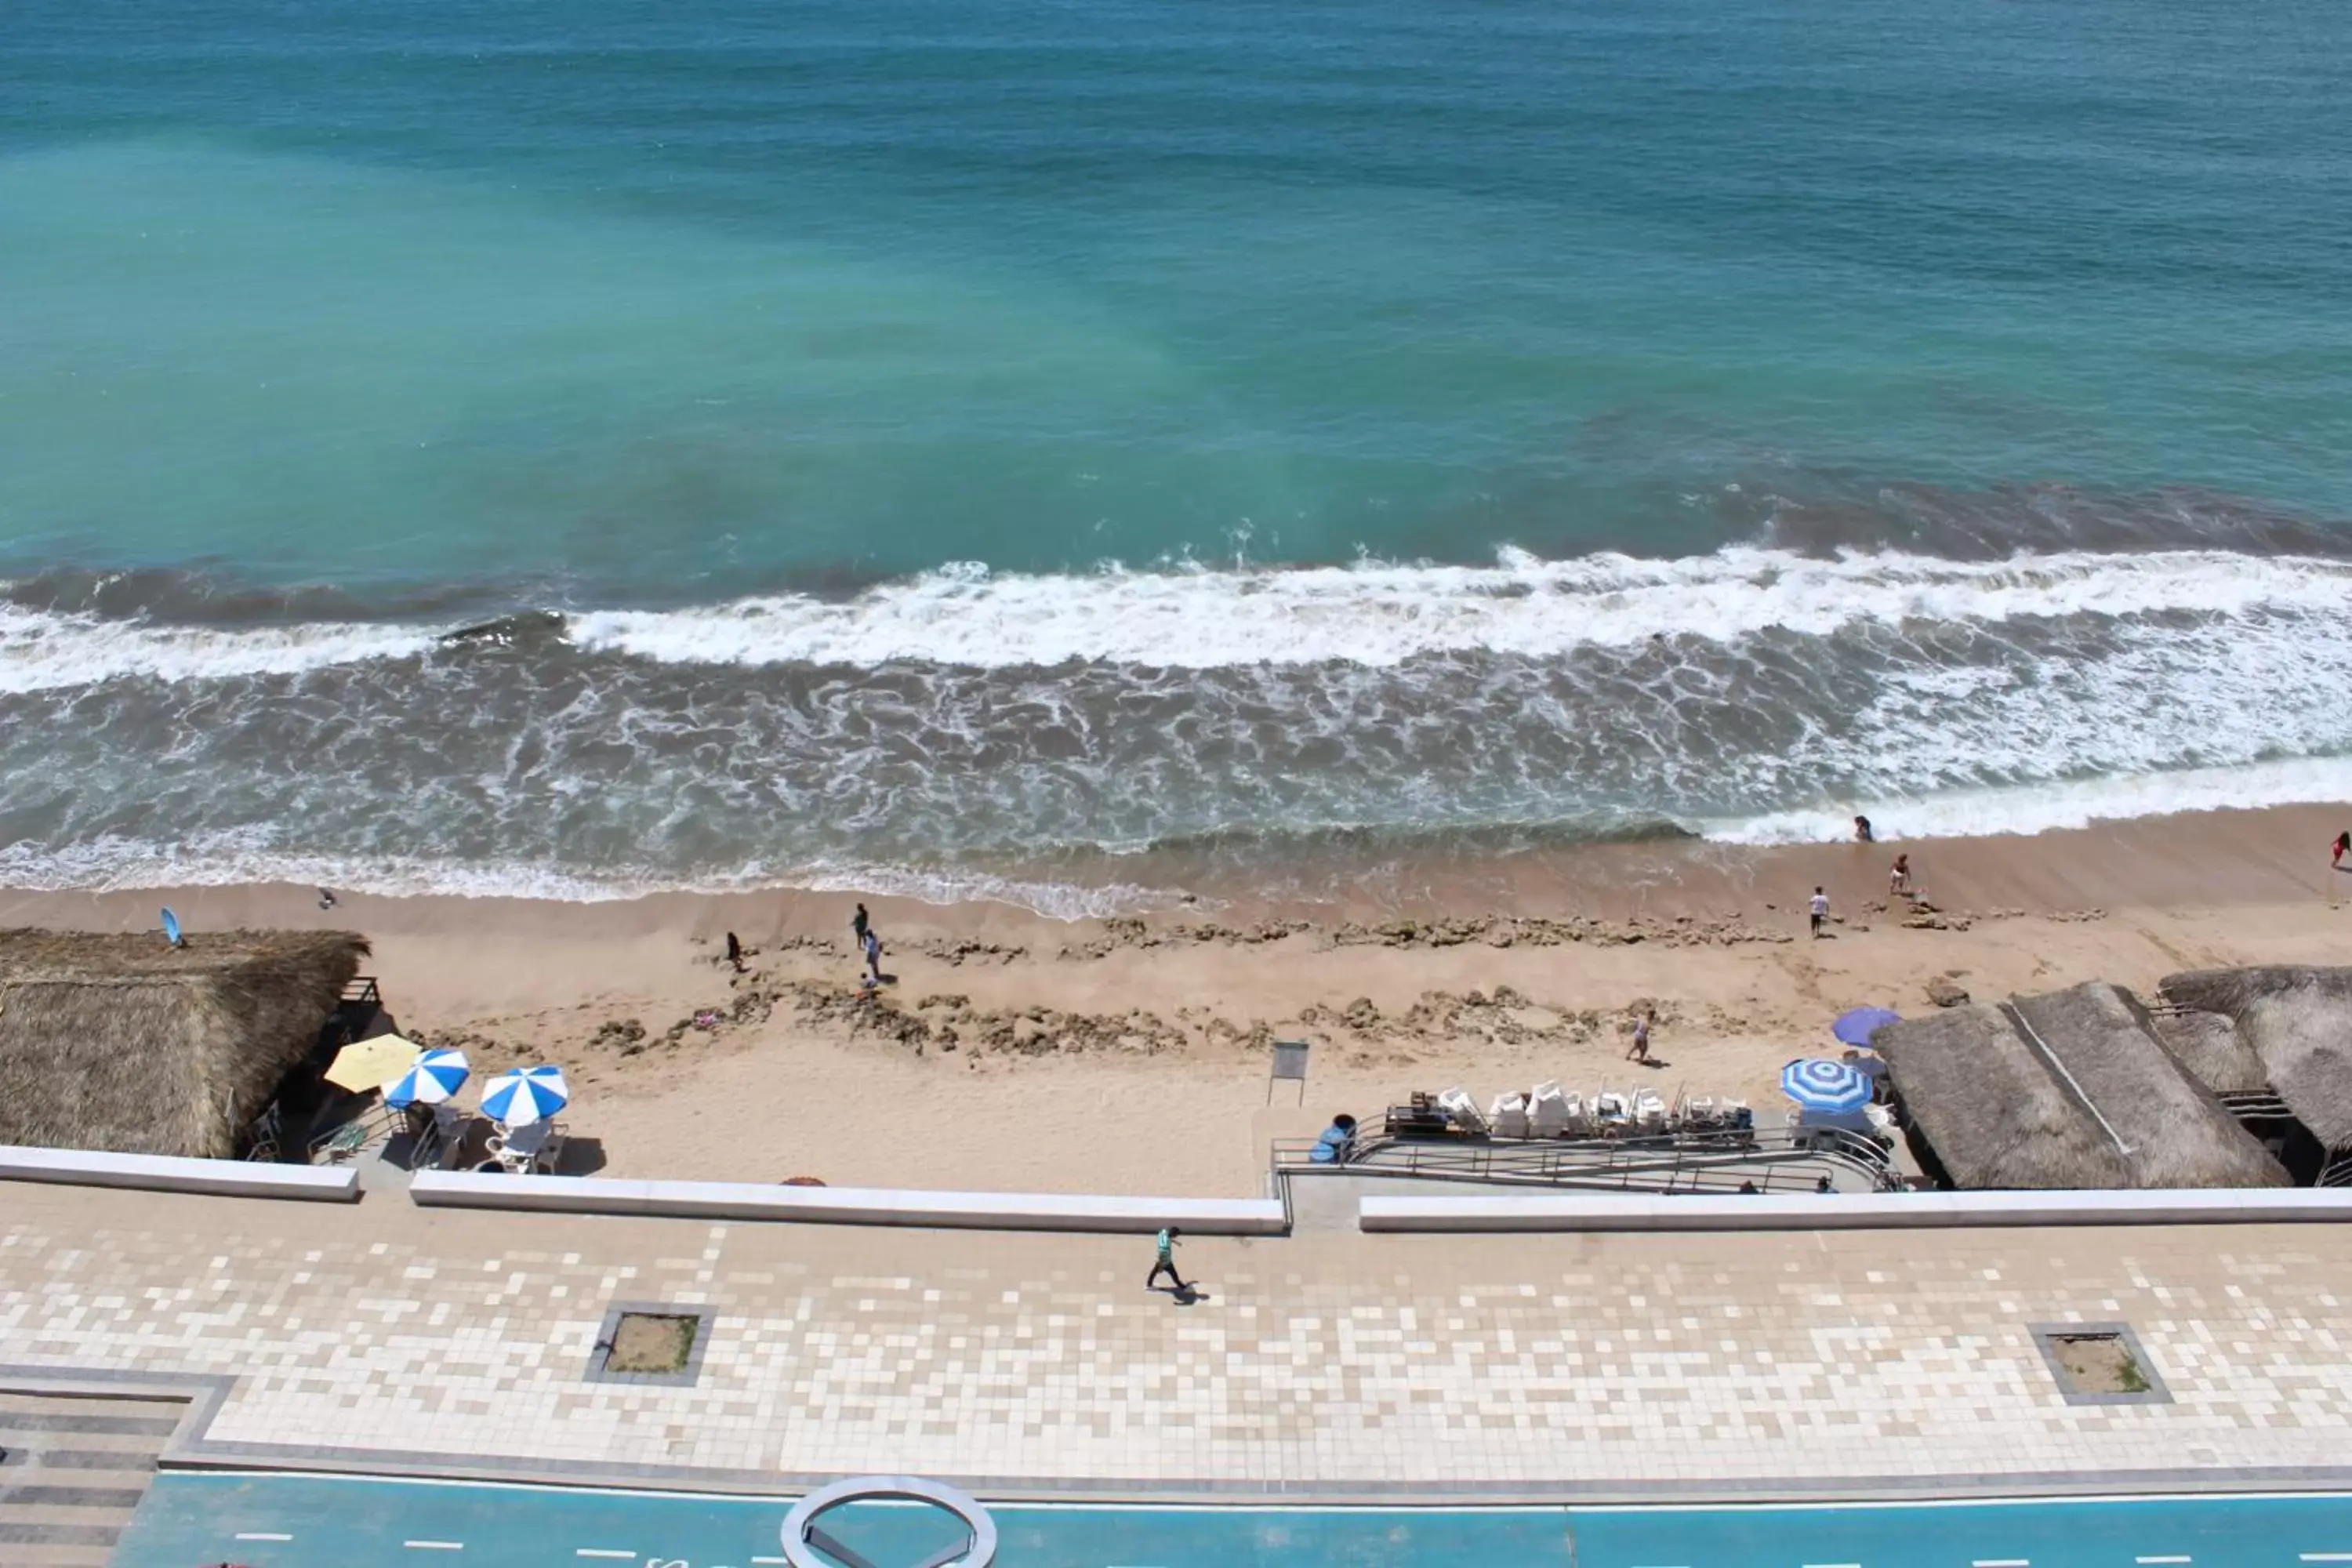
xmin=1326 ymin=913 xmax=1791 ymax=949
xmin=1925 ymin=974 xmax=1971 ymax=1007
xmin=785 ymin=982 xmax=1193 ymax=1058
xmin=1056 ymin=916 xmax=1313 ymax=960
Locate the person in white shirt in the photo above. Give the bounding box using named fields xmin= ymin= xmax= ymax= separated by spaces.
xmin=1809 ymin=886 xmax=1830 ymax=938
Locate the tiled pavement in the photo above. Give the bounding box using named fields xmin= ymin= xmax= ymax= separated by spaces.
xmin=3 ymin=1184 xmax=2352 ymax=1502
xmin=0 ymin=1390 xmax=183 ymax=1566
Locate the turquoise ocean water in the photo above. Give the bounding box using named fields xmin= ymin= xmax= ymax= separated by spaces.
xmin=2 ymin=0 xmax=2350 ymax=908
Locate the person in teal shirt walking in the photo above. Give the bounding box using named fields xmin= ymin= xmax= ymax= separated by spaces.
xmin=1147 ymin=1226 xmax=1190 ymax=1294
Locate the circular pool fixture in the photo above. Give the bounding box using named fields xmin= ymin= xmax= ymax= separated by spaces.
xmin=778 ymin=1474 xmax=997 ymax=1568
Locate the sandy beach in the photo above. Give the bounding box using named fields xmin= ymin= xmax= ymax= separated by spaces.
xmin=3 ymin=803 xmax=2347 ymax=1195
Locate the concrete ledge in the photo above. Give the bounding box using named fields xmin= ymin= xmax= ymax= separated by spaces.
xmin=409 ymin=1171 xmax=1287 ymax=1234
xmin=0 ymin=1144 xmax=361 ymax=1202
xmin=1359 ymin=1187 xmax=2352 ymax=1232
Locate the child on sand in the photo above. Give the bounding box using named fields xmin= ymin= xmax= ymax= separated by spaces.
xmin=861 ymin=927 xmax=883 ymax=989
xmin=1889 ymin=854 xmax=1913 ymax=899
xmin=1809 ymin=886 xmax=1830 ymax=937
xmin=1624 ymin=1008 xmax=1655 ymax=1062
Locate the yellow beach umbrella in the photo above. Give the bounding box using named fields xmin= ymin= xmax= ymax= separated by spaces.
xmin=325 ymin=1033 xmax=422 ymax=1093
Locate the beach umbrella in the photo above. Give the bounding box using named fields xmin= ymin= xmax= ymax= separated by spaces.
xmin=1832 ymin=1007 xmax=1901 ymax=1047
xmin=384 ymin=1046 xmax=470 ymax=1109
xmin=1781 ymin=1057 xmax=1872 ymax=1113
xmin=480 ymin=1064 xmax=570 ymax=1127
xmin=325 ymin=1034 xmax=421 ymax=1094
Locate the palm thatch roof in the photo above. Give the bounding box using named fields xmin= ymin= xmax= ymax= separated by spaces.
xmin=2159 ymin=967 xmax=2352 ymax=1151
xmin=1877 ymin=982 xmax=2286 ymax=1189
xmin=2009 ymin=983 xmax=2286 ymax=1189
xmin=0 ymin=928 xmax=368 ymax=1159
xmin=2146 ymin=1006 xmax=2270 ymax=1097
xmin=1877 ymin=1002 xmax=2136 ymax=1189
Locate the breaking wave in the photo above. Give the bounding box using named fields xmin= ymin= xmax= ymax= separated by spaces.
xmin=6 ymin=544 xmax=2351 ymax=692
xmin=3 ymin=535 xmax=2349 ymax=908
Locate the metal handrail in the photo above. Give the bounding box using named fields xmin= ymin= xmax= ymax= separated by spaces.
xmin=1272 ymin=1123 xmax=1901 ymax=1195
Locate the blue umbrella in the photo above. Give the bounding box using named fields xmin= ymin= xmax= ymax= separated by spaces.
xmin=385 ymin=1047 xmax=470 ymax=1109
xmin=1782 ymin=1057 xmax=1872 ymax=1112
xmin=480 ymin=1064 xmax=570 ymax=1127
xmin=1832 ymin=1007 xmax=1901 ymax=1047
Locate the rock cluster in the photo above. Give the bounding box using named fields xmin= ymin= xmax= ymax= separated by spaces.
xmin=1325 ymin=913 xmax=1790 ymax=949
xmin=1057 ymin=917 xmax=1313 ymax=960
xmin=785 ymin=981 xmax=1192 ymax=1058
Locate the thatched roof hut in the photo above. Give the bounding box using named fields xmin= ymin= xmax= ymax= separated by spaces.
xmin=2159 ymin=967 xmax=2352 ymax=1152
xmin=1878 ymin=982 xmax=2286 ymax=1189
xmin=2009 ymin=983 xmax=2286 ymax=1189
xmin=1877 ymin=1001 xmax=2135 ymax=1189
xmin=2146 ymin=1007 xmax=2270 ymax=1098
xmin=0 ymin=928 xmax=369 ymax=1159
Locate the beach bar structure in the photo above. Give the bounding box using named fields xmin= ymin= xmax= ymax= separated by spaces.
xmin=1876 ymin=981 xmax=2288 ymax=1191
xmin=2156 ymin=967 xmax=2352 ymax=1185
xmin=0 ymin=928 xmax=372 ymax=1160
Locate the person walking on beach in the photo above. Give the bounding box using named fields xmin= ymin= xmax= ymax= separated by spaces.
xmin=2335 ymin=832 xmax=2350 ymax=870
xmin=1625 ymin=1007 xmax=1654 ymax=1063
xmin=861 ymin=926 xmax=883 ymax=989
xmin=1147 ymin=1226 xmax=1190 ymax=1294
xmin=725 ymin=931 xmax=746 ymax=973
xmin=1809 ymin=885 xmax=1830 ymax=938
xmin=851 ymin=902 xmax=870 ymax=943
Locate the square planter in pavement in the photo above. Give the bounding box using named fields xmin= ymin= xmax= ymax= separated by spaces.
xmin=585 ymin=1302 xmax=713 ymax=1388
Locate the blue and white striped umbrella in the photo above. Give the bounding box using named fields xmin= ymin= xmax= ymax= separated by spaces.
xmin=1781 ymin=1057 xmax=1872 ymax=1112
xmin=480 ymin=1064 xmax=570 ymax=1127
xmin=384 ymin=1047 xmax=469 ymax=1109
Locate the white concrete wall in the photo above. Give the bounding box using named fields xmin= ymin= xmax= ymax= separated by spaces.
xmin=0 ymin=1144 xmax=360 ymax=1201
xmin=409 ymin=1170 xmax=1287 ymax=1234
xmin=1359 ymin=1188 xmax=2352 ymax=1232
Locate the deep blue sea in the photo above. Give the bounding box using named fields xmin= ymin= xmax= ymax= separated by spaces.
xmin=3 ymin=0 xmax=2349 ymax=909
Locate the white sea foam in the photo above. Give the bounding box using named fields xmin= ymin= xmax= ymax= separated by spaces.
xmin=572 ymin=546 xmax=2352 ymax=669
xmin=1703 ymin=755 xmax=2352 ymax=846
xmin=6 ymin=546 xmax=2349 ymax=691
xmin=0 ymin=601 xmax=437 ymax=695
xmin=0 ymin=832 xmax=1181 ymax=920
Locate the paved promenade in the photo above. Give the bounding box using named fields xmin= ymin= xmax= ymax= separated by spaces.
xmin=4 ymin=1183 xmax=2352 ymax=1503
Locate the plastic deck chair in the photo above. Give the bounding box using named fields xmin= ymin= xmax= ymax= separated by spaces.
xmin=1267 ymin=1040 xmax=1310 ymax=1105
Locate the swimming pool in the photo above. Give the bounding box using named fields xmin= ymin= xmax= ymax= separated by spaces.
xmin=112 ymin=1471 xmax=2352 ymax=1568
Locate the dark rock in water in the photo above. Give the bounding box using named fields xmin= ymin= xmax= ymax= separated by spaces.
xmin=438 ymin=609 xmax=568 ymax=648
xmin=1926 ymin=975 xmax=1971 ymax=1007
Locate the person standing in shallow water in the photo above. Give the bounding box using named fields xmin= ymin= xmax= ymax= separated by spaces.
xmin=1853 ymin=815 xmax=1874 ymax=844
